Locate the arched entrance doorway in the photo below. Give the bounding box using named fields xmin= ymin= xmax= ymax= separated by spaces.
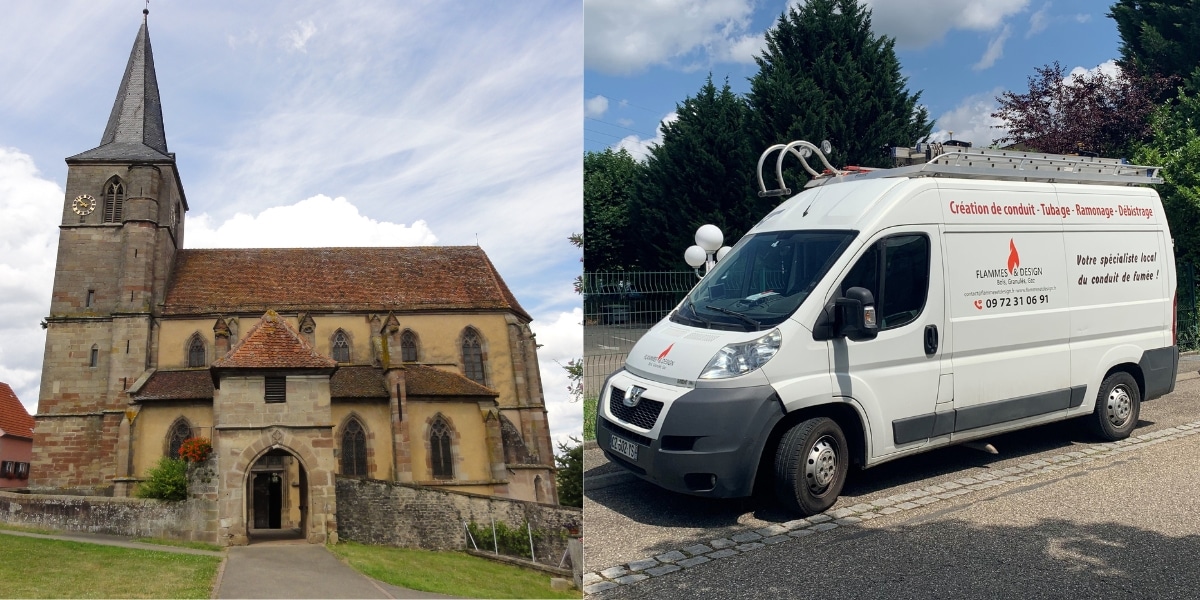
xmin=247 ymin=448 xmax=307 ymax=541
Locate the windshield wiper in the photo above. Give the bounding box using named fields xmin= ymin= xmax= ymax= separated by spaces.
xmin=705 ymin=305 xmax=761 ymax=330
xmin=685 ymin=297 xmax=712 ymax=327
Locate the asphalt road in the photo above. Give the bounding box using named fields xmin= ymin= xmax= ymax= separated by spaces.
xmin=584 ymin=358 xmax=1200 ymax=598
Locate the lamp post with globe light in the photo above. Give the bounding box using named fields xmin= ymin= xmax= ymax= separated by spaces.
xmin=684 ymin=224 xmax=732 ymax=278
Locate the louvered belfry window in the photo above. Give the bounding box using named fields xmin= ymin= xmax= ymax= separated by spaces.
xmin=265 ymin=376 xmax=286 ymax=403
xmin=103 ymin=179 xmax=125 ymax=223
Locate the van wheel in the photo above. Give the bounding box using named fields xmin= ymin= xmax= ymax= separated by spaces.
xmin=1088 ymin=372 xmax=1141 ymax=441
xmin=774 ymin=417 xmax=848 ymax=515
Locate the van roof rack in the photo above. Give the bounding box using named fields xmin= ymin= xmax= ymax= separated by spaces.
xmin=757 ymin=141 xmax=1163 ymax=196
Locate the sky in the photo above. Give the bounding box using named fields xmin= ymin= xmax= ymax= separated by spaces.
xmin=0 ymin=1 xmax=583 ymax=448
xmin=585 ymin=0 xmax=1125 ymax=160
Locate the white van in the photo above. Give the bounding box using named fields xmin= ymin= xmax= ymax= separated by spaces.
xmin=596 ymin=142 xmax=1179 ymax=515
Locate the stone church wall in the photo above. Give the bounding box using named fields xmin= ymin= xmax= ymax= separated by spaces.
xmin=0 ymin=460 xmax=218 ymax=543
xmin=335 ymin=476 xmax=582 ymax=564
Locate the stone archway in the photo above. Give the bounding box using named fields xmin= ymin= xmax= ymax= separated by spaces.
xmin=216 ymin=427 xmax=337 ymax=546
xmin=246 ymin=447 xmax=306 ymax=541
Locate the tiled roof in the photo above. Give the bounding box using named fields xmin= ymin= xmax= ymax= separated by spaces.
xmin=0 ymin=383 xmax=35 ymax=439
xmin=132 ymin=364 xmax=495 ymax=401
xmin=330 ymin=366 xmax=389 ymax=399
xmin=68 ymin=18 xmax=171 ymax=163
xmin=162 ymin=246 xmax=530 ymax=320
xmin=212 ymin=310 xmax=338 ymax=369
xmin=132 ymin=370 xmax=214 ymax=401
xmin=405 ymin=365 xmax=497 ymax=398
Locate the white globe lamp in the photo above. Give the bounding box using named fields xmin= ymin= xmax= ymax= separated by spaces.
xmin=715 ymin=246 xmax=732 ymax=262
xmin=695 ymin=224 xmax=724 ymax=252
xmin=684 ymin=245 xmax=707 ymax=268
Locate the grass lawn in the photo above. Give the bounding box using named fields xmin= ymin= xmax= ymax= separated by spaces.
xmin=583 ymin=396 xmax=597 ymax=441
xmin=0 ymin=534 xmax=221 ymax=598
xmin=329 ymin=541 xmax=580 ymax=599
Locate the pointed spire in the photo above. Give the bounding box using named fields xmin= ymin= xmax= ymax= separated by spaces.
xmin=68 ymin=11 xmax=171 ymax=162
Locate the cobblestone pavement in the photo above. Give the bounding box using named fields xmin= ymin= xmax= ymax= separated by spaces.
xmin=583 ymin=357 xmax=1200 ymax=596
xmin=585 ymin=418 xmax=1200 ymax=596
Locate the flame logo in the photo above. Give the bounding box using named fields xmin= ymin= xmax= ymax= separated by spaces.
xmin=658 ymin=344 xmax=675 ymax=360
xmin=1007 ymin=239 xmax=1020 ymax=274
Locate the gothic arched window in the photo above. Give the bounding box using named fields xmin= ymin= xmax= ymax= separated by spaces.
xmin=461 ymin=329 xmax=485 ymax=385
xmin=430 ymin=416 xmax=454 ymax=480
xmin=401 ymin=330 xmax=418 ymax=362
xmin=187 ymin=334 xmax=206 ymax=368
xmin=331 ymin=330 xmax=351 ymax=363
xmin=167 ymin=419 xmax=191 ymax=459
xmin=103 ymin=178 xmax=125 ymax=223
xmin=341 ymin=418 xmax=368 ymax=477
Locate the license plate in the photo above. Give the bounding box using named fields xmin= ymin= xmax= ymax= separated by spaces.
xmin=609 ymin=434 xmax=639 ymax=462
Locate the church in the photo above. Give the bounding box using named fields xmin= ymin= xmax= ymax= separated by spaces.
xmin=32 ymin=12 xmax=558 ymax=545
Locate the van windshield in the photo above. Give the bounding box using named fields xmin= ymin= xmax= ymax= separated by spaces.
xmin=673 ymin=230 xmax=856 ymax=331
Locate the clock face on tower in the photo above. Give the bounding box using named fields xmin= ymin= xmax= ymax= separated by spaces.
xmin=72 ymin=194 xmax=97 ymax=216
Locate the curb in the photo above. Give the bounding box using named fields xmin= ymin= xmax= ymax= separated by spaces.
xmin=582 ymin=421 xmax=1200 ymax=595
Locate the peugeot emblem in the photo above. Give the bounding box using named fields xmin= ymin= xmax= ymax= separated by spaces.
xmin=624 ymin=385 xmax=646 ymax=408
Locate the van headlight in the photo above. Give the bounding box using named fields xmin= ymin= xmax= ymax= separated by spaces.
xmin=699 ymin=329 xmax=782 ymax=379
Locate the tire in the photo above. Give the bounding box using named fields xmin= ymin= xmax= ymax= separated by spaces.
xmin=1087 ymin=371 xmax=1141 ymax=441
xmin=774 ymin=417 xmax=849 ymax=515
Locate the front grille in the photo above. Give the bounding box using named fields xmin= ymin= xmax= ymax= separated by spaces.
xmin=608 ymin=386 xmax=664 ymax=430
xmin=598 ymin=417 xmax=652 ymax=446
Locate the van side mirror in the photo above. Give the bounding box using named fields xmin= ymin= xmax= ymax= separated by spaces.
xmin=834 ymin=287 xmax=879 ymax=341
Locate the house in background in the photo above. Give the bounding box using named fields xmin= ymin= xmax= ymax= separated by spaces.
xmin=0 ymin=383 xmax=34 ymax=487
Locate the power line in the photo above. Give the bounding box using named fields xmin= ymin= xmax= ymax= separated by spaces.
xmin=584 ymin=91 xmax=665 ymax=117
xmin=585 ymin=116 xmax=658 ymax=138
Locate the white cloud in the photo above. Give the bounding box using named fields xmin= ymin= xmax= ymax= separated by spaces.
xmin=614 ymin=112 xmax=677 ymax=161
xmin=530 ymin=308 xmax=584 ymax=447
xmin=186 ymin=195 xmax=437 ymax=249
xmin=973 ymin=25 xmax=1011 ymax=71
xmin=284 ymin=20 xmax=318 ymax=53
xmin=585 ymin=95 xmax=610 ymax=118
xmin=862 ymin=0 xmax=1029 ymax=48
xmin=1068 ymin=59 xmax=1120 ymax=80
xmin=584 ymin=0 xmax=757 ymax=74
xmin=0 ymin=148 xmax=63 ymax=414
xmin=1027 ymin=2 xmax=1050 ymax=37
xmin=927 ymin=88 xmax=1007 ymax=148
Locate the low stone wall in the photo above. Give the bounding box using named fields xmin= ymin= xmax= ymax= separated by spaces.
xmin=335 ymin=476 xmax=582 ymax=565
xmin=0 ymin=460 xmax=218 ymax=544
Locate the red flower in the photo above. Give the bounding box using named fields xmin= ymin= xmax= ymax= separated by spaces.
xmin=179 ymin=437 xmax=213 ymax=463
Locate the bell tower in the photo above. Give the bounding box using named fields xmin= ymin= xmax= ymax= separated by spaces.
xmin=32 ymin=9 xmax=188 ymax=495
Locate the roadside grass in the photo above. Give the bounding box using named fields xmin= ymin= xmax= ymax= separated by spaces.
xmin=0 ymin=533 xmax=220 ymax=598
xmin=329 ymin=541 xmax=580 ymax=599
xmin=583 ymin=396 xmax=597 ymax=441
xmin=134 ymin=537 xmax=224 ymax=553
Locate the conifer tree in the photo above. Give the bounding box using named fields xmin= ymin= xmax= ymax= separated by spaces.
xmin=748 ymin=0 xmax=931 ymax=177
xmin=633 ymin=76 xmax=764 ymax=271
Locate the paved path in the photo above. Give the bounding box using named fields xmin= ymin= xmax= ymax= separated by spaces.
xmin=593 ymin=421 xmax=1200 ymax=599
xmin=0 ymin=530 xmax=453 ymax=599
xmin=216 ymin=541 xmax=455 ymax=599
xmin=586 ymin=354 xmax=1200 ymax=596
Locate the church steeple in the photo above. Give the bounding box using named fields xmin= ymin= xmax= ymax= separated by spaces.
xmin=68 ymin=9 xmax=170 ymax=162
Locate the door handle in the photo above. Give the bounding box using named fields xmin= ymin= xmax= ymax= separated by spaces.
xmin=924 ymin=324 xmax=939 ymax=356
